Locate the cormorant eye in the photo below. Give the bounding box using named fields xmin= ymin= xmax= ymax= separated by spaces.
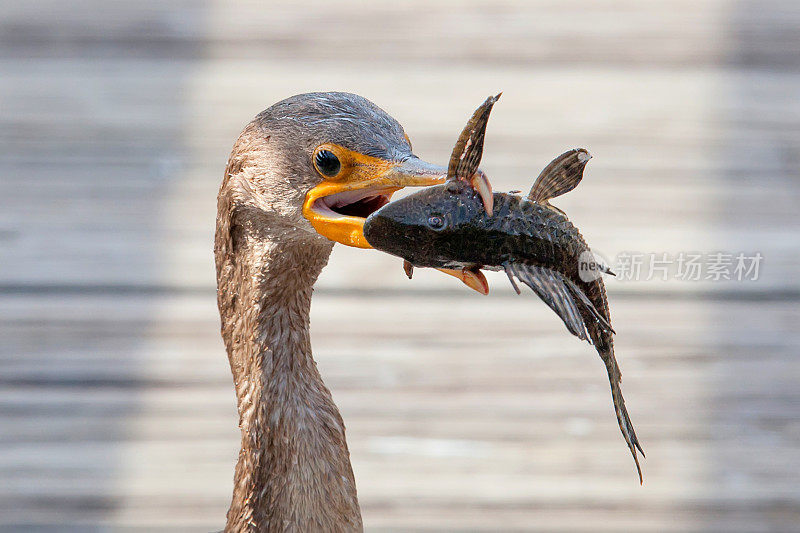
xmin=427 ymin=214 xmax=446 ymax=230
xmin=314 ymin=150 xmax=341 ymax=177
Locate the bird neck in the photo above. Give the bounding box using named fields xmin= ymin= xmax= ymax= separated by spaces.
xmin=215 ymin=206 xmax=362 ymax=531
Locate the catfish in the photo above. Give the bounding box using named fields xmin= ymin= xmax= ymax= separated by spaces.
xmin=363 ymin=95 xmax=645 ymax=482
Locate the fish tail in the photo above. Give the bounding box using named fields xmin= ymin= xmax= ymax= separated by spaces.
xmin=601 ymin=347 xmax=645 ymax=483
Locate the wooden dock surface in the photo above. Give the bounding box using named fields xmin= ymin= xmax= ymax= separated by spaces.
xmin=1 ymin=1 xmax=799 ymax=531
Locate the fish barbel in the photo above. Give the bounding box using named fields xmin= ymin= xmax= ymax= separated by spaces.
xmin=363 ymin=95 xmax=645 ymax=482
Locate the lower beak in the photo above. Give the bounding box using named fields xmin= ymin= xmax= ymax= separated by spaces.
xmin=303 ymin=156 xmax=446 ymax=248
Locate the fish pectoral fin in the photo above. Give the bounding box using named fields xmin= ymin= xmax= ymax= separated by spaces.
xmin=436 ymin=266 xmax=489 ymax=295
xmin=509 ymin=263 xmax=588 ymax=341
xmin=528 ymin=148 xmax=591 ymax=203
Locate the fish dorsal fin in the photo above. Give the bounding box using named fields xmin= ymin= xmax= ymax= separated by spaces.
xmin=528 ymin=148 xmax=591 ymax=204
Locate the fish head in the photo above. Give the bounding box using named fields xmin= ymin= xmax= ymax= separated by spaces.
xmin=363 ymin=181 xmax=485 ymax=267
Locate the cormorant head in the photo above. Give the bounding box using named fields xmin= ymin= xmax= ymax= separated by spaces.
xmin=223 ymin=92 xmax=445 ymax=248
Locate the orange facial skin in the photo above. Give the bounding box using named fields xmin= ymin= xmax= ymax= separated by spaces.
xmin=303 ymin=143 xmax=445 ymax=248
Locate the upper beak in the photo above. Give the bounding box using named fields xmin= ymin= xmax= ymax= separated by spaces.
xmin=303 ymin=155 xmax=446 ymax=248
xmin=382 ymin=157 xmax=448 ymax=188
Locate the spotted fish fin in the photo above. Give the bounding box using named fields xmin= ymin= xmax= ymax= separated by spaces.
xmin=448 ymin=94 xmax=501 ymax=182
xmin=447 ymin=94 xmax=501 ymax=215
xmin=506 ymin=263 xmax=589 ymax=341
xmin=528 ymin=148 xmax=591 ymax=204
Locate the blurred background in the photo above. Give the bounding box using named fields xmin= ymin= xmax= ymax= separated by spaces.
xmin=2 ymin=1 xmax=799 ymax=531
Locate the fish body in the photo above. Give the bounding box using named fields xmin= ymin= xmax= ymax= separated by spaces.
xmin=365 ymin=181 xmax=586 ymax=275
xmin=364 ymin=94 xmax=644 ymax=482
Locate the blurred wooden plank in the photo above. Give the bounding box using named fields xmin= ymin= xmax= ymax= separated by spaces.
xmin=0 ymin=293 xmax=797 ymax=530
xmin=4 ymin=0 xmax=800 ymax=69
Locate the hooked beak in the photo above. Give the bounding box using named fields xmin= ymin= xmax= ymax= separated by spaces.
xmin=303 ymin=154 xmax=446 ymax=248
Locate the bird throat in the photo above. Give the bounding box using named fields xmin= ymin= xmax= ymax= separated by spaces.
xmin=215 ymin=218 xmax=363 ymax=532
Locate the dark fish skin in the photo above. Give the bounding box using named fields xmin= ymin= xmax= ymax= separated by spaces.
xmin=364 ymin=178 xmax=645 ymax=483
xmin=364 ymin=182 xmax=584 ymax=273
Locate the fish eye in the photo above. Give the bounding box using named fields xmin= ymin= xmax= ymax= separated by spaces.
xmin=427 ymin=214 xmax=446 ymax=230
xmin=314 ymin=149 xmax=341 ymax=177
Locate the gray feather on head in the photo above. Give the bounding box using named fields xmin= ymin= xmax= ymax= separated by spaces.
xmin=255 ymin=92 xmax=412 ymax=161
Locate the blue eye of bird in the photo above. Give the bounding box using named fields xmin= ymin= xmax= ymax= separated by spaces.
xmin=314 ymin=150 xmax=341 ymax=177
xmin=427 ymin=214 xmax=446 ymax=230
